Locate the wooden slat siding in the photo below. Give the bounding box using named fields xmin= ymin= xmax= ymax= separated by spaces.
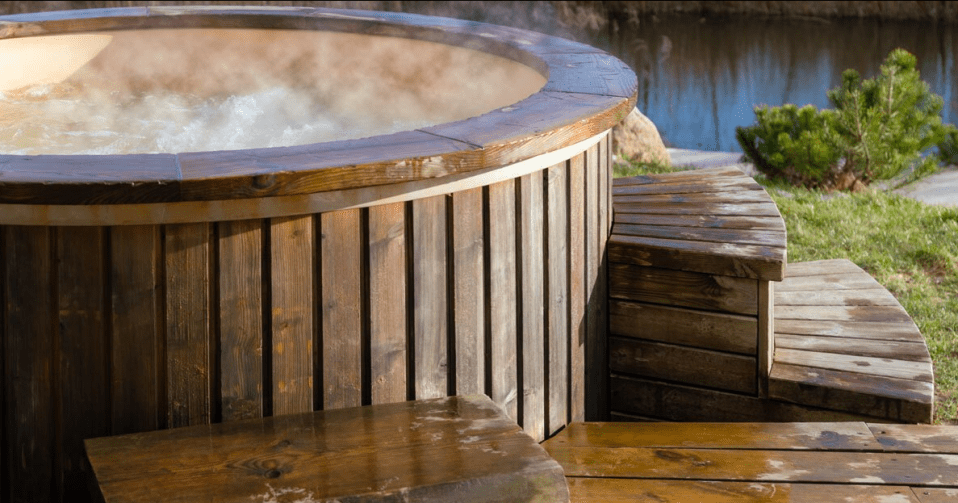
xmin=769 ymin=363 xmax=933 ymax=424
xmin=4 ymin=226 xmax=55 ymax=503
xmin=110 ymin=225 xmax=162 ymax=434
xmin=868 ymin=424 xmax=958 ymax=453
xmin=610 ymin=300 xmax=757 ymax=355
xmin=610 ymin=264 xmax=759 ymax=316
xmin=614 ymin=212 xmax=786 ymax=231
xmin=568 ymin=153 xmax=586 ymax=423
xmin=519 ymin=172 xmax=545 ymax=439
xmin=597 ymin=135 xmax=610 ymax=422
xmin=486 ymin=181 xmax=518 ymax=420
xmin=320 ymin=210 xmax=363 ymax=409
xmin=608 ymin=235 xmax=785 ymax=282
xmin=367 ymin=203 xmax=407 ymax=405
xmin=546 ymin=163 xmax=569 ymax=436
xmin=758 ymin=280 xmax=773 ymax=397
xmin=412 ymin=195 xmax=447 ymax=400
xmin=452 ymin=189 xmax=484 ymax=396
xmin=584 ymin=141 xmax=603 ymax=421
xmin=270 ymin=215 xmax=314 ymax=415
xmin=56 ymin=227 xmax=109 ymax=499
xmin=218 ymin=219 xmax=264 ymax=421
xmin=165 ymin=223 xmax=212 ymax=428
xmin=610 ymin=337 xmax=757 ymax=394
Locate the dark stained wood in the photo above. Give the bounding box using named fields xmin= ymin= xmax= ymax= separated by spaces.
xmin=610 ymin=300 xmax=757 ymax=355
xmin=519 ymin=172 xmax=545 ymax=440
xmin=165 ymin=223 xmax=212 ymax=428
xmin=584 ymin=141 xmax=604 ymax=421
xmin=568 ymin=153 xmax=586 ymax=423
xmin=610 ymin=337 xmax=756 ymax=394
xmin=758 ymin=280 xmax=773 ymax=395
xmin=609 ymin=234 xmax=786 ymax=281
xmin=3 ymin=226 xmax=55 ymax=503
xmin=367 ymin=203 xmax=407 ymax=404
xmin=546 ymin=163 xmax=569 ymax=436
xmin=613 ymin=212 xmax=786 ymax=231
xmin=56 ymin=227 xmax=109 ymax=500
xmin=270 ymin=215 xmax=314 ymax=415
xmin=452 ymin=189 xmax=484 ymax=396
xmin=321 ymin=210 xmax=363 ymax=409
xmin=610 ymin=264 xmax=759 ymax=316
xmin=596 ymin=136 xmax=611 ymax=422
xmin=218 ymin=219 xmax=264 ymax=421
xmin=869 ymin=424 xmax=958 ymax=453
xmin=776 ymin=334 xmax=930 ymax=361
xmin=110 ymin=225 xmax=162 ymax=434
xmin=412 ymin=196 xmax=447 ymax=400
xmin=487 ymin=181 xmax=518 ymax=420
xmin=613 ymin=222 xmax=786 ymax=248
xmin=86 ymin=395 xmax=570 ymax=503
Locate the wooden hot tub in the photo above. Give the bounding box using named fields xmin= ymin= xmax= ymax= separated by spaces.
xmin=0 ymin=6 xmax=636 ymax=501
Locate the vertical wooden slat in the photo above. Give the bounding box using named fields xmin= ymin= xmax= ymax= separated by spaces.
xmin=110 ymin=225 xmax=162 ymax=435
xmin=546 ymin=164 xmax=569 ymax=436
xmin=412 ymin=195 xmax=447 ymax=399
xmin=0 ymin=226 xmax=4 ymax=502
xmin=4 ymin=226 xmax=55 ymax=503
xmin=585 ymin=142 xmax=603 ymax=421
xmin=487 ymin=181 xmax=518 ymax=420
xmin=57 ymin=227 xmax=109 ymax=500
xmin=519 ymin=173 xmax=545 ymax=441
xmin=568 ymin=154 xmax=586 ymax=423
xmin=219 ymin=219 xmax=263 ymax=421
xmin=596 ymin=135 xmax=610 ymax=421
xmin=165 ymin=223 xmax=211 ymax=428
xmin=759 ymin=280 xmax=774 ymax=397
xmin=368 ymin=203 xmax=407 ymax=405
xmin=270 ymin=215 xmax=314 ymax=415
xmin=321 ymin=209 xmax=363 ymax=410
xmin=452 ymin=188 xmax=484 ymax=396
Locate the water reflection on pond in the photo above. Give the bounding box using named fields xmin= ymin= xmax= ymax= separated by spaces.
xmin=595 ymin=14 xmax=957 ymax=152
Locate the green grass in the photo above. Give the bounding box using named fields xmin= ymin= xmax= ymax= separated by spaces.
xmin=616 ymin=160 xmax=958 ymax=424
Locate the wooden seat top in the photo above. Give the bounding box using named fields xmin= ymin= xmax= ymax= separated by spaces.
xmin=770 ymin=259 xmax=935 ymax=423
xmin=610 ymin=166 xmax=787 ymax=281
xmin=84 ymin=395 xmax=569 ymax=502
xmin=543 ymin=421 xmax=958 ymax=502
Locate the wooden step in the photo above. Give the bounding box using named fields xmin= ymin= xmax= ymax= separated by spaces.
xmin=542 ymin=421 xmax=958 ymax=503
xmin=769 ymin=259 xmax=934 ymax=423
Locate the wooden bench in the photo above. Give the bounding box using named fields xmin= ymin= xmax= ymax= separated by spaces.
xmin=84 ymin=395 xmax=570 ymax=502
xmin=543 ymin=421 xmax=958 ymax=502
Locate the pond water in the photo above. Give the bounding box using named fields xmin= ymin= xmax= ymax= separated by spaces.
xmin=586 ymin=14 xmax=958 ymax=152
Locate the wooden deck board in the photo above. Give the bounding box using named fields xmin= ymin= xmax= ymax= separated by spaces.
xmin=543 ymin=422 xmax=958 ymax=502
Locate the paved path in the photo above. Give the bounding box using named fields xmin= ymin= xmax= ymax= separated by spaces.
xmin=668 ymin=148 xmax=957 ymax=207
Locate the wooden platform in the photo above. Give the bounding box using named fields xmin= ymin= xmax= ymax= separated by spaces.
xmin=85 ymin=395 xmax=569 ymax=502
xmin=543 ymin=421 xmax=958 ymax=502
xmin=770 ymin=259 xmax=935 ymax=423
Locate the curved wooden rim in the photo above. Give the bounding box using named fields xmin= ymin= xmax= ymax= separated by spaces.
xmin=0 ymin=6 xmax=636 ymax=206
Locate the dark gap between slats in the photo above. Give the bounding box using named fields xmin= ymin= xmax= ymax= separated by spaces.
xmin=445 ymin=194 xmax=457 ymax=397
xmin=514 ymin=177 xmax=525 ymax=430
xmin=482 ymin=186 xmax=493 ymax=400
xmin=542 ymin=167 xmax=552 ymax=442
xmin=360 ymin=208 xmax=372 ymax=407
xmin=312 ymin=214 xmax=323 ymax=411
xmin=261 ymin=219 xmax=273 ymax=418
xmin=404 ymin=201 xmax=416 ymax=402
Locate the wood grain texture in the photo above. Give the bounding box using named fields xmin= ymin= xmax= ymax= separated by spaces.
xmin=519 ymin=172 xmax=545 ymax=440
xmin=567 ymin=153 xmax=586 ymax=423
xmin=869 ymin=424 xmax=958 ymax=453
xmin=218 ymin=219 xmax=264 ymax=421
xmin=608 ymin=234 xmax=785 ymax=281
xmin=610 ymin=337 xmax=756 ymax=394
xmin=110 ymin=225 xmax=162 ymax=434
xmin=775 ymin=319 xmax=925 ymax=342
xmin=270 ymin=215 xmax=314 ymax=415
xmin=56 ymin=227 xmax=109 ymax=500
xmin=584 ymin=142 xmax=603 ymax=421
xmin=613 ymin=201 xmax=782 ymax=217
xmin=610 ymin=300 xmax=757 ymax=355
xmin=609 ymin=264 xmax=759 ymax=316
xmin=487 ymin=181 xmax=518 ymax=420
xmin=165 ymin=223 xmax=212 ymax=428
xmin=321 ymin=210 xmax=363 ymax=409
xmin=367 ymin=203 xmax=407 ymax=404
xmin=546 ymin=163 xmax=569 ymax=436
xmin=758 ymin=280 xmax=773 ymax=396
xmin=613 ymin=212 xmax=786 ymax=231
xmin=774 ymin=348 xmax=933 ymax=382
xmin=412 ymin=196 xmax=448 ymax=400
xmin=452 ymin=189 xmax=484 ymax=397
xmin=775 ymin=334 xmax=930 ymax=361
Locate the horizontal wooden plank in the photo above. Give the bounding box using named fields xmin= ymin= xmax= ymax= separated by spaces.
xmin=612 ymin=166 xmax=747 ymax=186
xmin=785 ymin=259 xmax=864 ymax=277
xmin=769 ymin=363 xmax=934 ymax=424
xmin=774 ymin=348 xmax=934 ymax=382
xmin=548 ymin=446 xmax=958 ymax=485
xmin=612 ymin=178 xmax=763 ymax=196
xmin=868 ymin=424 xmax=958 ymax=454
xmin=613 ymin=189 xmax=773 ymax=206
xmin=775 ymin=305 xmax=914 ymax=323
xmin=545 ymin=422 xmax=880 ymax=450
xmin=564 ymin=479 xmax=921 ymax=503
xmin=612 ymin=223 xmax=786 ymax=248
xmin=775 ymin=334 xmax=930 ymax=362
xmin=613 ymin=212 xmax=786 ymax=231
xmin=775 ymin=288 xmax=898 ymax=306
xmin=775 ymin=319 xmax=924 ymax=343
xmin=610 ymin=300 xmax=757 ymax=355
xmin=610 ymin=337 xmax=756 ymax=394
xmin=613 ymin=201 xmax=783 ymax=217
xmin=609 ymin=264 xmax=759 ymax=315
xmin=609 ymin=235 xmax=784 ymax=281
xmin=776 ymin=272 xmax=884 ymax=291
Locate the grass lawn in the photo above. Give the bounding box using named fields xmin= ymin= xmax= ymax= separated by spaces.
xmin=614 ymin=160 xmax=958 ymax=424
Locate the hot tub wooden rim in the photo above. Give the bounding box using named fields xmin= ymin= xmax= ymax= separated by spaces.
xmin=0 ymin=6 xmax=637 ymax=207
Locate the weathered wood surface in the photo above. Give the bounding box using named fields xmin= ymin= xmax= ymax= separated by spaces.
xmin=770 ymin=259 xmax=934 ymax=423
xmin=87 ymin=395 xmax=570 ymax=503
xmin=610 ymin=337 xmax=756 ymax=394
xmin=610 ymin=264 xmax=758 ymax=315
xmin=519 ymin=172 xmax=545 ymax=439
xmin=542 ymin=421 xmax=958 ymax=502
xmin=610 ymin=300 xmax=757 ymax=355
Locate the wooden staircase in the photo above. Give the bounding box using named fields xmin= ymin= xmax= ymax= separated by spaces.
xmin=608 ymin=167 xmax=935 ymax=423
